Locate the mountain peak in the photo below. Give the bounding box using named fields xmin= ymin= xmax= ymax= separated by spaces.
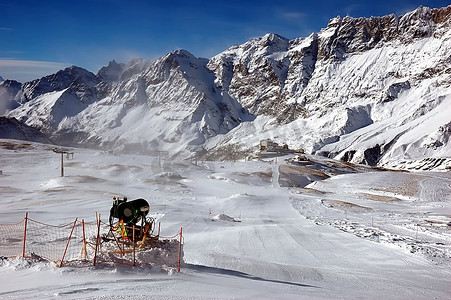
xmin=327 ymin=16 xmax=342 ymax=27
xmin=262 ymin=33 xmax=288 ymax=42
xmin=165 ymin=49 xmax=196 ymax=60
xmin=97 ymin=60 xmax=125 ymax=82
xmin=52 ymin=65 xmax=99 ymax=84
xmin=259 ymin=33 xmax=289 ymax=49
xmin=156 ymin=49 xmax=206 ymax=75
xmin=16 ymin=65 xmax=99 ymax=103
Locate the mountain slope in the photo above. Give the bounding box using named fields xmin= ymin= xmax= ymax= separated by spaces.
xmin=206 ymin=5 xmax=451 ymax=169
xmin=0 ymin=117 xmax=51 ymax=143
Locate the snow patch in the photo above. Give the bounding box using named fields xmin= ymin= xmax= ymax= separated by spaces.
xmin=211 ymin=213 xmax=241 ymax=222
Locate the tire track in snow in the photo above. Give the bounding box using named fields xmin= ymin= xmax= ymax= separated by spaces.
xmin=272 ymin=163 xmax=280 ymax=188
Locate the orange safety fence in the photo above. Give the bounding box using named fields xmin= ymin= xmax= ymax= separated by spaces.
xmin=0 ymin=219 xmax=25 ymax=258
xmin=0 ymin=213 xmax=184 ymax=270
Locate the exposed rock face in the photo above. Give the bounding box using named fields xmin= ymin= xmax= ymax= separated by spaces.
xmin=316 ymin=5 xmax=451 ymax=59
xmin=207 ymin=5 xmax=451 ymax=168
xmin=208 ymin=33 xmax=313 ymax=124
xmin=381 ymin=80 xmax=411 ymax=103
xmin=207 ymin=6 xmax=450 ymax=123
xmin=97 ymin=60 xmax=125 ymax=82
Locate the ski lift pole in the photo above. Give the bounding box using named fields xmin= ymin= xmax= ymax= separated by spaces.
xmin=52 ymin=148 xmax=74 ymax=177
xmin=53 ymin=148 xmax=65 ymax=177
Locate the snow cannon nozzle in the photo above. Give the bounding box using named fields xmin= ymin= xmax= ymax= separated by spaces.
xmin=109 ymin=197 xmax=150 ymax=226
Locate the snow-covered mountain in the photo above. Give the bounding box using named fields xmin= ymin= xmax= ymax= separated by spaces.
xmin=6 ymin=50 xmax=250 ymax=155
xmin=2 ymin=5 xmax=450 ymax=169
xmin=207 ymin=5 xmax=451 ymax=170
xmin=0 ymin=117 xmax=51 ymax=143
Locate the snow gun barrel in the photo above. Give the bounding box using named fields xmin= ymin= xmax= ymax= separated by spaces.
xmin=109 ymin=197 xmax=150 ymax=226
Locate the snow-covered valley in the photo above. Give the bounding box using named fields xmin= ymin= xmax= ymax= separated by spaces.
xmin=0 ymin=139 xmax=449 ymax=299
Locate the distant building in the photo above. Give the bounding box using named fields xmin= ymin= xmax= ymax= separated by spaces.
xmin=257 ymin=140 xmax=300 ymax=160
xmin=260 ymin=139 xmax=279 ymax=152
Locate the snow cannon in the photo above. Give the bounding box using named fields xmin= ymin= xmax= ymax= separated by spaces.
xmin=109 ymin=197 xmax=150 ymax=226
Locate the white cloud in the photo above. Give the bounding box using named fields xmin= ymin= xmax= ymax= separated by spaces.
xmin=0 ymin=59 xmax=71 ymax=82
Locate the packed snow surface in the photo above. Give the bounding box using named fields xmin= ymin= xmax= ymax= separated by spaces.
xmin=0 ymin=139 xmax=450 ymax=299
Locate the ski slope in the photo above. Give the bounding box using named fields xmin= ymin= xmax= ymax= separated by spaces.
xmin=0 ymin=139 xmax=450 ymax=299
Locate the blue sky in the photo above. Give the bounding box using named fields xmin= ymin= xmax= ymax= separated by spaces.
xmin=0 ymin=0 xmax=449 ymax=82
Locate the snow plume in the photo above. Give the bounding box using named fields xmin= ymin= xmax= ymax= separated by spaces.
xmin=0 ymin=88 xmax=7 ymax=115
xmin=0 ymin=80 xmax=21 ymax=115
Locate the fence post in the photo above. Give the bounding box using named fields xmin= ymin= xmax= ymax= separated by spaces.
xmin=178 ymin=227 xmax=183 ymax=272
xmin=133 ymin=224 xmax=136 ymax=266
xmin=59 ymin=217 xmax=78 ymax=267
xmin=93 ymin=213 xmax=101 ymax=266
xmin=22 ymin=213 xmax=28 ymax=257
xmin=80 ymin=219 xmax=87 ymax=260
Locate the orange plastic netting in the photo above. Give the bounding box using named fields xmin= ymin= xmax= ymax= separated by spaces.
xmin=0 ymin=215 xmax=183 ymax=269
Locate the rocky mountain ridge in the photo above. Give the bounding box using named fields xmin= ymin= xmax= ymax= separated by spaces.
xmin=1 ymin=5 xmax=450 ymax=170
xmin=0 ymin=116 xmax=50 ymax=143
